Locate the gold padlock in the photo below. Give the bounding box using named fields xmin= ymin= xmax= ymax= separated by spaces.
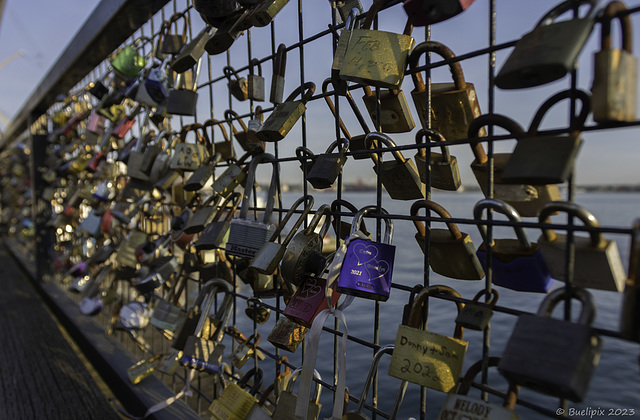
xmin=267 ymin=316 xmax=308 ymax=353
xmin=256 ymin=82 xmax=315 ymax=142
xmin=271 ymin=368 xmax=322 ymax=420
xmin=209 ymin=368 xmax=264 ymax=420
xmin=414 ymin=128 xmax=461 ymax=191
xmin=361 ymin=85 xmax=416 ymax=134
xmin=224 ymin=65 xmax=249 ymax=102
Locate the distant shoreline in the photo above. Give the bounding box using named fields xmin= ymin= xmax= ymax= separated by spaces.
xmin=281 ymin=184 xmax=640 ymax=194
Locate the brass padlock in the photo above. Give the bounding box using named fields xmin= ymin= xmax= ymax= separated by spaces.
xmin=224 ymin=109 xmax=265 ymax=153
xmin=211 ymin=152 xmax=252 ymax=197
xmin=229 ymin=333 xmax=266 ymax=368
xmin=195 ymin=192 xmax=242 ymax=251
xmin=160 ymin=12 xmax=188 ymax=55
xmin=340 ymin=0 xmax=414 ymax=89
xmin=275 ymin=356 xmax=292 ymax=396
xmin=411 ymin=199 xmax=484 ymax=280
xmin=365 ymin=132 xmax=425 ymax=200
xmin=538 ymin=201 xmax=626 ymax=292
xmin=414 ymin=128 xmax=461 ymax=191
xmin=249 ymin=195 xmax=314 ymax=275
xmin=438 ymin=356 xmax=519 ymax=420
xmin=270 ymin=44 xmax=287 ymax=104
xmin=322 ymin=78 xmax=372 ymax=159
xmin=272 ymin=368 xmax=322 ymax=420
xmin=183 ymin=195 xmax=222 ymax=235
xmin=361 ymin=85 xmax=416 ymax=133
xmin=468 ymin=113 xmax=562 ymax=217
xmin=409 ymin=40 xmax=483 ymax=141
xmin=267 ymin=316 xmax=308 ymax=353
xmin=331 ymin=8 xmax=359 ymax=96
xmin=495 ymin=0 xmax=599 ymax=89
xmin=621 ymin=218 xmax=640 ymax=342
xmin=455 ymin=289 xmax=499 ymax=331
xmin=389 ymin=285 xmax=468 ymax=393
xmin=224 ymin=65 xmax=249 ymax=101
xmin=171 ymin=26 xmax=214 ymax=73
xmin=184 ymin=152 xmax=222 ymax=192
xmin=249 ymin=0 xmax=291 ymax=27
xmin=592 ymin=0 xmax=638 ymax=123
xmin=306 ymin=138 xmax=349 ymax=190
xmin=502 ymin=89 xmax=590 ymax=185
xmin=244 ymin=297 xmax=271 ymax=325
xmin=203 ymin=118 xmax=235 ymax=160
xmin=342 ymin=345 xmax=407 ymax=420
xmin=281 ymin=204 xmax=332 ymax=286
xmin=204 ymin=10 xmax=247 ymax=55
xmin=209 ymin=368 xmax=264 ymax=420
xmin=498 ymin=287 xmax=602 ymax=402
xmin=166 ymin=57 xmax=203 ymax=116
xmin=257 ymin=82 xmax=315 ymax=142
xmin=170 ymin=123 xmax=210 ymax=171
xmin=248 ymin=58 xmax=265 ymax=102
xmin=127 ymin=354 xmax=161 ymax=385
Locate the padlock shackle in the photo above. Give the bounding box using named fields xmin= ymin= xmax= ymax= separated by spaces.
xmin=322 ymin=78 xmax=371 ymax=139
xmin=202 ymin=118 xmax=231 ymax=145
xmin=295 ymin=146 xmax=315 ymax=161
xmin=331 ymin=199 xmax=370 ymax=238
xmin=240 ymin=153 xmax=278 ymax=223
xmin=528 ymin=89 xmax=591 ymax=134
xmin=222 ymin=65 xmax=243 ymax=82
xmin=409 ymin=285 xmax=465 ymax=338
xmin=600 ymin=1 xmax=632 ymax=52
xmin=273 ymin=43 xmax=287 ymax=78
xmin=410 ymin=199 xmax=463 ymax=241
xmin=409 ymin=41 xmax=467 ymax=91
xmin=538 ymin=201 xmax=605 ymax=247
xmin=284 ymin=81 xmax=316 ymax=104
xmin=223 ymin=109 xmax=249 ymax=135
xmin=180 ymin=122 xmax=211 ymax=147
xmin=167 ymin=11 xmax=189 ymax=39
xmin=253 ymin=105 xmax=264 ymax=123
xmin=238 ymin=367 xmax=264 ymax=396
xmin=361 ymin=0 xmax=414 ymax=36
xmin=211 ymin=191 xmax=242 ymax=223
xmin=536 ymin=286 xmax=597 ymax=326
xmin=467 ymin=114 xmax=525 ymax=163
xmin=351 ymin=205 xmax=393 ymax=244
xmin=536 ymin=0 xmax=600 ymax=28
xmin=304 ymin=204 xmax=332 ymax=237
xmin=354 ymin=345 xmax=395 ymax=413
xmin=288 ymin=367 xmax=322 ymax=402
xmin=365 ymin=132 xmax=408 ymax=166
xmin=209 ymin=278 xmax=235 ymax=344
xmin=470 ymin=289 xmax=499 ymax=308
xmin=325 ymin=137 xmax=350 ymax=154
xmin=457 ymin=356 xmax=519 ymax=409
xmin=249 ymin=58 xmax=263 ymax=76
xmin=267 ymin=194 xmax=314 ymax=246
xmin=415 ymin=128 xmax=451 ymax=161
xmin=276 ymin=355 xmax=290 ymax=377
xmin=474 ymin=198 xmax=532 ymax=250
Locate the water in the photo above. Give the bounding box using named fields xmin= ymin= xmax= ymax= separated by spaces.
xmin=231 ymin=190 xmax=640 ymax=419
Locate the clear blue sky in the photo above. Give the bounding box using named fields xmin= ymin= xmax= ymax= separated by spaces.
xmin=1 ymin=0 xmax=639 ymax=186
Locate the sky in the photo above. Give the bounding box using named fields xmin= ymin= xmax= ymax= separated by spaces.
xmin=0 ymin=0 xmax=639 ymax=186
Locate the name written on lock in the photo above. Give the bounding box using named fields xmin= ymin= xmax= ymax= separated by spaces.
xmin=439 ymin=398 xmax=495 ymax=420
xmin=399 ymin=335 xmax=462 ymax=359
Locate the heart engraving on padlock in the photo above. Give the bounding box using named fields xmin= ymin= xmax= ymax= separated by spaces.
xmin=365 ymin=259 xmax=390 ymax=282
xmin=354 ymin=243 xmax=379 ymax=265
xmin=298 ymin=278 xmax=322 ymax=299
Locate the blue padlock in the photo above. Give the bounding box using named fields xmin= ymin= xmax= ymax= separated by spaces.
xmin=337 ymin=205 xmax=395 ymax=301
xmin=474 ymin=198 xmax=555 ymax=293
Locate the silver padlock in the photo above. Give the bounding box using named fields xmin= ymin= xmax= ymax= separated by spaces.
xmin=270 ymin=44 xmax=287 ymax=104
xmin=248 ymin=58 xmax=265 ymax=102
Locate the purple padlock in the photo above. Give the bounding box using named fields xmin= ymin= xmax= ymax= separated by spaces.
xmin=337 ymin=206 xmax=396 ymax=301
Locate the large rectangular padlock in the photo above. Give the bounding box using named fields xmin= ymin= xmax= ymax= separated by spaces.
xmin=257 ymin=83 xmax=315 ymax=142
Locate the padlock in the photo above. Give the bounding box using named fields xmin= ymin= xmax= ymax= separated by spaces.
xmin=438 ymin=356 xmax=519 ymax=420
xmin=133 ymin=255 xmax=179 ymax=294
xmin=342 ymin=345 xmax=407 ymax=420
xmin=211 ymin=152 xmax=252 ymax=197
xmin=126 ymin=129 xmax=158 ymax=183
xmin=194 ymin=192 xmax=242 ymax=251
xmin=499 ymin=287 xmax=602 ymax=402
xmin=244 ymin=297 xmax=271 ymax=324
xmin=127 ymin=354 xmax=161 ymax=385
xmin=224 ymin=65 xmax=249 ymax=101
xmin=322 ymin=78 xmax=372 ymax=159
xmin=166 ymin=56 xmax=202 ymax=116
xmin=229 ymin=333 xmax=265 ymax=368
xmin=330 ymin=199 xmax=370 ymax=242
xmin=203 ymin=118 xmax=236 ymax=160
xmin=194 ymin=0 xmax=240 ymax=18
xmin=209 ymin=368 xmax=264 ymax=420
xmin=184 ymin=153 xmax=222 ymax=192
xmin=365 ymin=132 xmax=426 ymax=200
xmin=502 ymin=89 xmax=590 ymax=185
xmin=306 ymin=138 xmax=349 ymax=189
xmin=170 ymin=123 xmax=210 ymax=171
xmin=142 ymin=59 xmax=171 ymax=105
xmin=204 ymin=10 xmax=247 ymax=55
xmin=414 ymin=128 xmax=461 ymax=191
xmin=256 ymin=82 xmax=316 ymax=142
xmin=272 ymin=368 xmax=322 ymax=420
xmin=621 ymin=218 xmax=640 ymax=342
xmin=267 ymin=316 xmax=308 ymax=353
xmin=247 ymin=105 xmax=264 ymax=135
xmin=409 ymin=40 xmax=483 ymax=141
xmin=468 ymin=113 xmax=562 ymax=217
xmin=331 ymin=8 xmax=359 ymax=96
xmin=475 ymin=198 xmax=555 ymax=293
xmin=455 ymin=289 xmax=499 ymax=331
xmin=281 ymin=204 xmax=332 ymax=286
xmin=110 ymin=37 xmax=151 ymax=79
xmin=171 ymin=25 xmax=214 ymax=73
xmin=340 ymin=0 xmax=414 ymax=89
xmin=592 ymin=1 xmax=638 ymax=123
xmin=401 ymin=285 xmax=423 ymax=326
xmin=403 ymin=0 xmax=476 ymax=26
xmin=249 ymin=0 xmax=290 ymax=27
xmin=247 ymin=58 xmax=265 ymax=102
xmin=223 ymin=109 xmax=265 ymax=153
xmin=226 ymin=153 xmax=278 ymax=258
xmin=338 ymin=205 xmax=396 ymax=301
xmin=246 ymin=385 xmax=275 ymax=420
xmin=148 ymin=130 xmax=176 ymax=185
xmin=284 ymin=256 xmax=342 ymax=327
xmin=411 ymin=199 xmax=484 ymax=280
xmin=296 ymin=146 xmax=316 ymax=178
xmin=362 ymin=84 xmax=416 ymax=134
xmin=389 ymin=285 xmax=468 ymax=392
xmin=183 ymin=195 xmax=223 ymax=234
xmin=270 ymin=44 xmax=287 ymax=104
xmin=161 ymin=12 xmax=189 ymax=54
xmin=495 ymin=0 xmax=599 ymax=89
xmin=249 ymin=195 xmax=314 ymax=275
xmin=149 ymin=268 xmax=188 ymax=334
xmin=178 ymin=280 xmax=234 ymax=373
xmin=538 ymin=201 xmax=626 ymax=292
